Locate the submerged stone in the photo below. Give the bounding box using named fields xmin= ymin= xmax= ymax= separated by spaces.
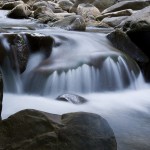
xmin=56 ymin=93 xmax=88 ymax=104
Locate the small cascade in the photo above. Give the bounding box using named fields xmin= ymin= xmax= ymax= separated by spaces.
xmin=42 ymin=57 xmax=144 ymax=96
xmin=0 ymin=30 xmax=146 ymax=96
xmin=23 ymin=55 xmax=144 ymax=96
xmin=1 ymin=58 xmax=23 ymax=93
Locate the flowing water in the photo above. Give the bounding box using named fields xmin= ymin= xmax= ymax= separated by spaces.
xmin=1 ymin=10 xmax=150 ymax=150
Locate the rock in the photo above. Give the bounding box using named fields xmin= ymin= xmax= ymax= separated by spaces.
xmin=101 ymin=16 xmax=128 ymax=27
xmin=13 ymin=34 xmax=30 ymax=73
xmin=7 ymin=4 xmax=31 ymax=19
xmin=0 ymin=33 xmax=30 ymax=73
xmin=2 ymin=1 xmax=24 ymax=10
xmin=0 ymin=109 xmax=117 ymax=150
xmin=122 ymin=6 xmax=150 ymax=32
xmin=33 ymin=1 xmax=49 ymax=10
xmin=25 ymin=33 xmax=53 ymax=56
xmin=93 ymin=0 xmax=117 ymax=11
xmin=55 ymin=12 xmax=76 ymax=20
xmin=58 ymin=0 xmax=73 ymax=11
xmin=77 ymin=4 xmax=100 ymax=22
xmin=48 ymin=1 xmax=65 ymax=13
xmin=107 ymin=29 xmax=149 ymax=63
xmin=49 ymin=15 xmax=86 ymax=31
xmin=102 ymin=0 xmax=150 ymax=14
xmin=56 ymin=93 xmax=88 ymax=104
xmin=34 ymin=6 xmax=58 ymax=23
xmin=120 ymin=6 xmax=150 ymax=81
xmin=70 ymin=0 xmax=117 ymax=13
xmin=0 ymin=72 xmax=3 ymax=120
xmin=96 ymin=9 xmax=133 ymax=21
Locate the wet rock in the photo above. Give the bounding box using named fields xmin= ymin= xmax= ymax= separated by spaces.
xmin=56 ymin=93 xmax=88 ymax=104
xmin=101 ymin=16 xmax=128 ymax=27
xmin=7 ymin=4 xmax=31 ymax=19
xmin=2 ymin=1 xmax=24 ymax=10
xmin=0 ymin=72 xmax=3 ymax=120
xmin=107 ymin=29 xmax=149 ymax=63
xmin=0 ymin=109 xmax=117 ymax=150
xmin=96 ymin=9 xmax=133 ymax=21
xmin=49 ymin=15 xmax=86 ymax=31
xmin=0 ymin=33 xmax=30 ymax=73
xmin=25 ymin=33 xmax=53 ymax=56
xmin=77 ymin=4 xmax=100 ymax=23
xmin=102 ymin=0 xmax=150 ymax=14
xmin=58 ymin=0 xmax=73 ymax=11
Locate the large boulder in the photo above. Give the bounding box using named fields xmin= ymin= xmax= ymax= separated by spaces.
xmin=7 ymin=4 xmax=31 ymax=19
xmin=0 ymin=109 xmax=117 ymax=150
xmin=70 ymin=0 xmax=117 ymax=13
xmin=102 ymin=0 xmax=150 ymax=14
xmin=2 ymin=1 xmax=24 ymax=10
xmin=0 ymin=72 xmax=3 ymax=120
xmin=56 ymin=93 xmax=88 ymax=104
xmin=107 ymin=29 xmax=149 ymax=63
xmin=122 ymin=6 xmax=150 ymax=32
xmin=49 ymin=15 xmax=86 ymax=31
xmin=120 ymin=6 xmax=150 ymax=81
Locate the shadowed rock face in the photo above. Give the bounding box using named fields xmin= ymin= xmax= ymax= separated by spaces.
xmin=119 ymin=6 xmax=150 ymax=81
xmin=0 ymin=109 xmax=117 ymax=150
xmin=107 ymin=29 xmax=149 ymax=64
xmin=0 ymin=72 xmax=3 ymax=120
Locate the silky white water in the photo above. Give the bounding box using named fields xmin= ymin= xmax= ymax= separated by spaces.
xmin=2 ymin=86 xmax=150 ymax=150
xmin=0 ymin=12 xmax=150 ymax=150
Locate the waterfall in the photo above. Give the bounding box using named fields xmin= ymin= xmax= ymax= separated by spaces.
xmin=0 ymin=9 xmax=150 ymax=150
xmin=0 ymin=31 xmax=145 ymax=96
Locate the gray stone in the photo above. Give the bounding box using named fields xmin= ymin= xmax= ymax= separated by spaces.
xmin=2 ymin=1 xmax=24 ymax=10
xmin=101 ymin=16 xmax=128 ymax=27
xmin=7 ymin=4 xmax=31 ymax=19
xmin=97 ymin=9 xmax=133 ymax=21
xmin=102 ymin=0 xmax=150 ymax=14
xmin=58 ymin=0 xmax=73 ymax=11
xmin=49 ymin=15 xmax=86 ymax=31
xmin=70 ymin=0 xmax=117 ymax=13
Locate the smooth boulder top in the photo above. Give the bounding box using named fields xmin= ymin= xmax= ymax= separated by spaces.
xmin=0 ymin=109 xmax=117 ymax=150
xmin=102 ymin=0 xmax=150 ymax=14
